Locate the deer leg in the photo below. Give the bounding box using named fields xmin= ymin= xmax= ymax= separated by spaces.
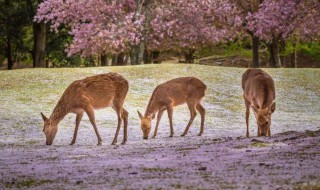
xmin=112 ymin=106 xmax=122 ymax=145
xmin=245 ymin=105 xmax=250 ymax=138
xmin=121 ymin=108 xmax=128 ymax=145
xmin=167 ymin=104 xmax=174 ymax=137
xmin=152 ymin=108 xmax=165 ymax=138
xmin=70 ymin=112 xmax=84 ymax=145
xmin=196 ymin=103 xmax=205 ymax=136
xmin=244 ymin=97 xmax=250 ymax=138
xmin=181 ymin=102 xmax=197 ymax=137
xmin=85 ymin=106 xmax=102 ymax=145
xmin=267 ymin=128 xmax=271 ymax=136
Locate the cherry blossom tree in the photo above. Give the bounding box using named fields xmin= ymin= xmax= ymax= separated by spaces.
xmin=35 ymin=0 xmax=144 ymax=61
xmin=35 ymin=0 xmax=319 ymax=67
xmin=246 ymin=0 xmax=320 ymax=67
xmin=36 ymin=0 xmax=242 ymax=64
xmin=148 ymin=0 xmax=241 ymax=62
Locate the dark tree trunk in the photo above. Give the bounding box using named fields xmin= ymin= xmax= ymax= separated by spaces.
xmin=129 ymin=0 xmax=151 ymax=65
xmin=33 ymin=21 xmax=46 ymax=68
xmin=138 ymin=41 xmax=145 ymax=64
xmin=45 ymin=59 xmax=49 ymax=68
xmin=268 ymin=37 xmax=282 ymax=68
xmin=144 ymin=51 xmax=161 ymax=64
xmin=252 ymin=36 xmax=260 ymax=68
xmin=5 ymin=0 xmax=13 ymax=70
xmin=101 ymin=54 xmax=108 ymax=66
xmin=112 ymin=55 xmax=118 ymax=66
xmin=112 ymin=53 xmax=125 ymax=66
xmin=184 ymin=49 xmax=196 ymax=63
xmin=117 ymin=53 xmax=125 ymax=65
xmin=144 ymin=50 xmax=152 ymax=64
xmin=279 ymin=40 xmax=286 ymax=67
xmin=291 ymin=41 xmax=298 ymax=68
xmin=130 ymin=46 xmax=140 ymax=65
xmin=6 ymin=37 xmax=14 ymax=70
xmin=26 ymin=0 xmax=46 ymax=68
xmin=152 ymin=51 xmax=161 ymax=63
xmin=124 ymin=53 xmax=129 ymax=65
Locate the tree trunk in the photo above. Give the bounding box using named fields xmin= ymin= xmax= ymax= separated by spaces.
xmin=124 ymin=53 xmax=130 ymax=65
xmin=279 ymin=40 xmax=286 ymax=67
xmin=112 ymin=53 xmax=125 ymax=66
xmin=112 ymin=55 xmax=118 ymax=66
xmin=252 ymin=36 xmax=260 ymax=68
xmin=184 ymin=49 xmax=196 ymax=63
xmin=101 ymin=54 xmax=108 ymax=66
xmin=144 ymin=50 xmax=152 ymax=64
xmin=130 ymin=46 xmax=140 ymax=65
xmin=33 ymin=21 xmax=46 ymax=68
xmin=152 ymin=51 xmax=161 ymax=64
xmin=291 ymin=41 xmax=298 ymax=68
xmin=129 ymin=0 xmax=151 ymax=65
xmin=268 ymin=37 xmax=282 ymax=68
xmin=6 ymin=37 xmax=14 ymax=70
xmin=46 ymin=59 xmax=49 ymax=68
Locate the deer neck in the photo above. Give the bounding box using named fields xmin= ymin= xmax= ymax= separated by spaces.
xmin=145 ymin=102 xmax=160 ymax=118
xmin=50 ymin=100 xmax=70 ymax=126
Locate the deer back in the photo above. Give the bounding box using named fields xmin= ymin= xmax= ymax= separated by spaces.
xmin=59 ymin=73 xmax=128 ymax=110
xmin=242 ymin=69 xmax=275 ymax=109
xmin=145 ymin=77 xmax=206 ymax=115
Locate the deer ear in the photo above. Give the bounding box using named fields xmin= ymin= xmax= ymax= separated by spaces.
xmin=41 ymin=112 xmax=48 ymax=122
xmin=137 ymin=110 xmax=143 ymax=119
xmin=270 ymin=102 xmax=276 ymax=113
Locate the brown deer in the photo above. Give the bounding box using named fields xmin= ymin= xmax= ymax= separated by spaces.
xmin=242 ymin=69 xmax=276 ymax=137
xmin=41 ymin=73 xmax=129 ymax=145
xmin=137 ymin=77 xmax=206 ymax=139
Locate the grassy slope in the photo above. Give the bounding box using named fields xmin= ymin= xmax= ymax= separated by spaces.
xmin=0 ymin=64 xmax=320 ymax=144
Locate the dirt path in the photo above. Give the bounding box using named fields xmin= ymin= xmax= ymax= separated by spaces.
xmin=1 ymin=129 xmax=319 ymax=189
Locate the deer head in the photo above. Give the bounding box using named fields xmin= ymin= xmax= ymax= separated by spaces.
xmin=137 ymin=111 xmax=152 ymax=139
xmin=252 ymin=102 xmax=276 ymax=136
xmin=41 ymin=112 xmax=58 ymax=145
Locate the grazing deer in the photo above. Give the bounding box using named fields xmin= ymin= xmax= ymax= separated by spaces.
xmin=137 ymin=77 xmax=206 ymax=139
xmin=41 ymin=73 xmax=129 ymax=145
xmin=242 ymin=69 xmax=276 ymax=137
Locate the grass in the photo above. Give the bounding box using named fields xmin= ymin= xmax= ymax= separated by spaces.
xmin=0 ymin=64 xmax=320 ymax=141
xmin=5 ymin=178 xmax=53 ymax=188
xmin=251 ymin=142 xmax=269 ymax=148
xmin=142 ymin=167 xmax=175 ymax=173
xmin=293 ymin=182 xmax=320 ymax=190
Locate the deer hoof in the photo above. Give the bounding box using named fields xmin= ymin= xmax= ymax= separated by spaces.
xmin=97 ymin=141 xmax=102 ymax=146
xmin=70 ymin=142 xmax=75 ymax=145
xmin=197 ymin=133 xmax=202 ymax=136
xmin=180 ymin=133 xmax=186 ymax=137
xmin=121 ymin=141 xmax=126 ymax=145
xmin=169 ymin=134 xmax=174 ymax=138
xmin=151 ymin=135 xmax=156 ymax=139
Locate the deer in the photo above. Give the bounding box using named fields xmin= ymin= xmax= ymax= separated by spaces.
xmin=242 ymin=69 xmax=276 ymax=137
xmin=41 ymin=72 xmax=129 ymax=146
xmin=137 ymin=77 xmax=206 ymax=139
